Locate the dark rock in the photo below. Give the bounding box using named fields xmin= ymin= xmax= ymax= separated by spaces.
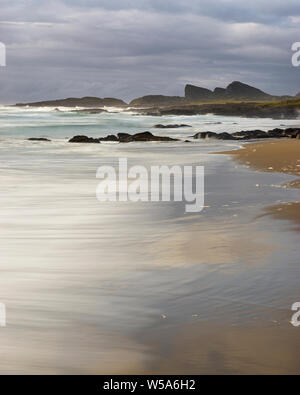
xmin=99 ymin=135 xmax=118 ymax=142
xmin=193 ymin=132 xmax=217 ymax=139
xmin=217 ymin=132 xmax=237 ymax=140
xmin=119 ymin=131 xmax=179 ymax=143
xmin=117 ymin=133 xmax=132 ymax=142
xmin=192 ymin=127 xmax=300 ymax=141
xmin=69 ymin=135 xmax=100 ymax=143
xmin=283 ymin=128 xmax=300 ymax=138
xmin=193 ymin=131 xmax=236 ymax=140
xmin=28 ymin=137 xmax=51 ymax=142
xmin=129 ymin=95 xmax=186 ymax=107
xmin=267 ymin=128 xmax=284 ymax=138
xmin=71 ymin=108 xmax=108 ymax=114
xmin=185 ymin=85 xmax=214 ymax=101
xmin=232 ymin=130 xmax=268 ymax=139
xmin=17 ymin=97 xmax=127 ymax=108
xmin=265 ymin=128 xmax=300 ymax=138
xmin=154 ymin=124 xmax=191 ymax=128
xmin=155 ymin=101 xmax=299 ymax=119
xmin=185 ymin=81 xmax=273 ymax=102
xmin=213 ymin=87 xmax=227 ymax=99
xmin=225 ymin=81 xmax=272 ymax=100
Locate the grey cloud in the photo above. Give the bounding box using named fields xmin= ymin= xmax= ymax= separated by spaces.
xmin=0 ymin=1 xmax=299 ymax=103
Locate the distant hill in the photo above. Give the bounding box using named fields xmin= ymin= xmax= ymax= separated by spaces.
xmin=130 ymin=81 xmax=294 ymax=108
xmin=15 ymin=96 xmax=127 ymax=108
xmin=14 ymin=81 xmax=297 ymax=109
xmin=129 ymin=95 xmax=186 ymax=107
xmin=184 ymin=85 xmax=214 ymax=101
xmin=185 ymin=81 xmax=274 ymax=101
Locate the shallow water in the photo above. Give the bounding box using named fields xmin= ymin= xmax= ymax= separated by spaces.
xmin=0 ymin=107 xmax=299 ymax=374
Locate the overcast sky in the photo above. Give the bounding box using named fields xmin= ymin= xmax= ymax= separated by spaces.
xmin=0 ymin=0 xmax=299 ymax=103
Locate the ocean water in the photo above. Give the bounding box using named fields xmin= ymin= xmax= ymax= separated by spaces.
xmin=0 ymin=106 xmax=299 ymax=374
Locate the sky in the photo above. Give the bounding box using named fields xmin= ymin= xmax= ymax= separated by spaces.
xmin=0 ymin=0 xmax=299 ymax=103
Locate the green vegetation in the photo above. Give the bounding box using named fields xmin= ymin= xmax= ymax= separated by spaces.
xmin=256 ymin=98 xmax=300 ymax=108
xmin=188 ymin=97 xmax=300 ymax=108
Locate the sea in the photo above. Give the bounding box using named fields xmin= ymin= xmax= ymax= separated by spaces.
xmin=0 ymin=105 xmax=299 ymax=373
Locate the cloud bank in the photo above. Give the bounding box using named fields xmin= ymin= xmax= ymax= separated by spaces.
xmin=0 ymin=0 xmax=299 ymax=103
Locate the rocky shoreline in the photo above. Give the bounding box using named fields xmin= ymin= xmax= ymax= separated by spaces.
xmin=68 ymin=131 xmax=179 ymax=143
xmin=65 ymin=127 xmax=300 ymax=144
xmin=130 ymin=102 xmax=300 ymax=119
xmin=192 ymin=127 xmax=300 ymax=141
xmin=13 ymin=81 xmax=300 ymax=120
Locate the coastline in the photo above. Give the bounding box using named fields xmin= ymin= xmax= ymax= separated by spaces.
xmin=141 ymin=139 xmax=300 ymax=375
xmin=1 ymin=105 xmax=300 ymax=373
xmin=220 ymin=139 xmax=300 ymax=230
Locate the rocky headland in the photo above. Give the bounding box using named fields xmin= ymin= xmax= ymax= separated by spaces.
xmin=14 ymin=81 xmax=300 ymax=119
xmin=16 ymin=97 xmax=127 ymax=108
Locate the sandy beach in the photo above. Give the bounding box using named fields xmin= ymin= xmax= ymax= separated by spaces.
xmin=1 ymin=107 xmax=300 ymax=374
xmin=142 ymin=139 xmax=300 ymax=375
xmin=221 ymin=139 xmax=300 ymax=230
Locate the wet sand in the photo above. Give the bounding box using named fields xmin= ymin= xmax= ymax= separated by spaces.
xmin=144 ymin=321 xmax=300 ymax=375
xmin=221 ymin=139 xmax=300 ymax=229
xmin=221 ymin=139 xmax=300 ymax=178
xmin=143 ymin=140 xmax=300 ymax=375
xmin=1 ymin=120 xmax=300 ymax=373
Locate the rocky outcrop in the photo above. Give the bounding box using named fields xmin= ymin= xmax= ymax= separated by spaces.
xmin=99 ymin=135 xmax=118 ymax=142
xmin=154 ymin=124 xmax=191 ymax=128
xmin=69 ymin=135 xmax=100 ymax=143
xmin=28 ymin=137 xmax=51 ymax=142
xmin=213 ymin=87 xmax=227 ymax=99
xmin=232 ymin=130 xmax=268 ymax=139
xmin=185 ymin=81 xmax=273 ymax=102
xmin=129 ymin=95 xmax=186 ymax=107
xmin=148 ymin=100 xmax=300 ymax=119
xmin=118 ymin=131 xmax=179 ymax=142
xmin=117 ymin=133 xmax=132 ymax=141
xmin=70 ymin=108 xmax=108 ymax=114
xmin=16 ymin=97 xmax=127 ymax=108
xmin=69 ymin=132 xmax=179 ymax=144
xmin=226 ymin=81 xmax=272 ymax=100
xmin=185 ymin=85 xmax=213 ymax=101
xmin=66 ymin=127 xmax=300 ymax=144
xmin=193 ymin=132 xmax=236 ymax=140
xmin=192 ymin=127 xmax=300 ymax=141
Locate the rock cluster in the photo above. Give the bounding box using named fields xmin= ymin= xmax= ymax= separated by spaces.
xmin=192 ymin=128 xmax=300 ymax=140
xmin=28 ymin=137 xmax=51 ymax=142
xmin=68 ymin=131 xmax=179 ymax=143
xmin=154 ymin=124 xmax=191 ymax=128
